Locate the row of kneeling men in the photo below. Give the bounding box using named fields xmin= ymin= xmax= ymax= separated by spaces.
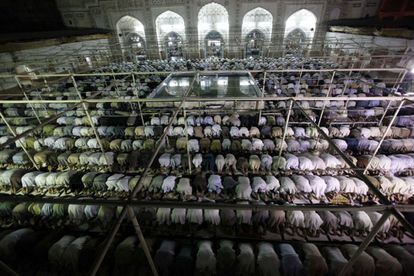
xmin=0 ymin=227 xmax=413 ymax=276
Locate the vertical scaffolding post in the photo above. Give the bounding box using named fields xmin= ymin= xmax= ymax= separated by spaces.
xmin=70 ymin=75 xmax=110 ymax=166
xmin=89 ymin=73 xmax=197 ymax=276
xmin=14 ymin=76 xmax=42 ymax=124
xmin=258 ymin=71 xmax=267 ymax=124
xmin=261 ymin=71 xmax=267 ymax=97
xmin=298 ymin=65 xmax=304 ymax=80
xmin=276 ymin=99 xmax=293 ymax=167
xmin=341 ymin=63 xmax=354 ymax=97
xmin=364 ymin=100 xmax=405 ymax=174
xmin=339 ymin=210 xmax=392 ymax=276
xmin=378 ymin=70 xmax=407 ymax=126
xmin=110 ymin=69 xmax=125 ymax=100
xmin=89 ymin=99 xmax=184 ymax=276
xmin=39 ymin=77 xmax=51 ymax=115
xmin=0 ymin=111 xmax=39 ymax=170
xmin=127 ymin=206 xmax=159 ymax=276
xmin=317 ymin=70 xmax=336 ymax=126
xmin=131 ymin=73 xmax=145 ymax=126
xmin=293 ymin=99 xmax=414 ymax=237
xmin=183 ymin=104 xmax=192 ymax=173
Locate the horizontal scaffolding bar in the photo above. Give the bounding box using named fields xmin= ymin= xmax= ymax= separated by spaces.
xmin=0 ymin=96 xmax=413 ymax=104
xmin=0 ymin=195 xmax=411 ymax=211
xmin=0 ymin=67 xmax=407 ymax=79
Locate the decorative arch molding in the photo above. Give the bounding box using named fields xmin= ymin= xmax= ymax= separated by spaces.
xmin=164 ymin=31 xmax=184 ymax=58
xmin=116 ymin=15 xmax=146 ymax=58
xmin=198 ymin=2 xmax=229 ymax=49
xmin=155 ymin=10 xmax=186 ymax=54
xmin=116 ymin=15 xmax=146 ymax=41
xmin=284 ymin=9 xmax=317 ymax=36
xmin=241 ymin=7 xmax=273 ymax=43
xmin=284 ymin=9 xmax=317 ymax=49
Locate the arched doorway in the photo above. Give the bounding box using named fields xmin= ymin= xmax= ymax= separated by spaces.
xmin=155 ymin=11 xmax=186 ymax=59
xmin=242 ymin=7 xmax=273 ymax=57
xmin=198 ymin=2 xmax=229 ymax=57
xmin=285 ymin=28 xmax=307 ymax=53
xmin=245 ymin=29 xmax=265 ymax=58
xmin=205 ymin=31 xmax=224 ymax=57
xmin=116 ymin=15 xmax=146 ymax=60
xmin=284 ymin=9 xmax=317 ymax=53
xmin=126 ymin=33 xmax=146 ymax=56
xmin=164 ymin=32 xmax=183 ymax=59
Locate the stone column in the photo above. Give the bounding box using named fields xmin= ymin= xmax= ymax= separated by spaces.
xmin=143 ymin=0 xmax=159 ymax=59
xmin=227 ymin=0 xmax=242 ymax=58
xmin=185 ymin=0 xmax=199 ymax=59
xmin=271 ymin=3 xmax=285 ymax=58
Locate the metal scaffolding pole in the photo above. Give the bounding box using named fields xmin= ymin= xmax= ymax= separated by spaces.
xmin=293 ymin=99 xmax=414 ymax=237
xmin=341 ymin=64 xmax=354 ymax=97
xmin=261 ymin=71 xmax=267 ymax=97
xmin=276 ymin=100 xmax=293 ymax=168
xmin=2 ymin=95 xmax=414 ymax=105
xmin=0 ymin=67 xmax=407 ymax=79
xmin=0 ymin=194 xmax=400 ymax=211
xmin=40 ymin=77 xmax=51 ymax=115
xmin=14 ymin=76 xmax=41 ymax=124
xmin=0 ymin=90 xmax=104 ymax=150
xmin=70 ymin=75 xmax=110 ymax=166
xmin=89 ymin=73 xmax=197 ymax=276
xmin=339 ymin=210 xmax=392 ymax=276
xmin=364 ymin=99 xmax=405 ymax=174
xmin=378 ymin=70 xmax=408 ymax=126
xmin=258 ymin=71 xmax=267 ymax=124
xmin=317 ymin=70 xmax=336 ymax=126
xmin=131 ymin=73 xmax=145 ymax=126
xmin=183 ymin=105 xmax=192 ymax=173
xmin=0 ymin=111 xmax=39 ymax=171
xmin=127 ymin=206 xmax=159 ymax=276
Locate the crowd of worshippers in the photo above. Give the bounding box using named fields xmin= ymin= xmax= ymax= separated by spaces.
xmin=0 ymin=197 xmax=410 ymax=240
xmin=92 ymin=56 xmax=405 ymax=102
xmin=2 ymin=111 xmax=414 ymax=203
xmin=100 ymin=56 xmax=340 ymax=72
xmin=0 ymin=228 xmax=413 ymax=276
xmin=0 ymin=167 xmax=413 ymax=203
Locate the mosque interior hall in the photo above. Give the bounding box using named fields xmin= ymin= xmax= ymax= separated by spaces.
xmin=1 ymin=0 xmax=414 ymax=275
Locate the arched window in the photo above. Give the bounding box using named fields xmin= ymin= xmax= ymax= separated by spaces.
xmin=155 ymin=11 xmax=186 ymax=58
xmin=242 ymin=7 xmax=273 ymax=57
xmin=205 ymin=30 xmax=224 ymax=57
xmin=284 ymin=9 xmax=317 ymax=50
xmin=164 ymin=32 xmax=184 ymax=59
xmin=245 ymin=30 xmax=266 ymax=57
xmin=116 ymin=16 xmax=146 ymax=59
xmin=198 ymin=2 xmax=229 ymax=57
xmin=285 ymin=28 xmax=307 ymax=53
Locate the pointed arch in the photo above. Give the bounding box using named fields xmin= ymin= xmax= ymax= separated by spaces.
xmin=242 ymin=7 xmax=273 ymax=42
xmin=163 ymin=31 xmax=184 ymax=59
xmin=198 ymin=2 xmax=229 ymax=51
xmin=284 ymin=9 xmax=317 ymax=40
xmin=116 ymin=15 xmax=146 ymax=58
xmin=155 ymin=10 xmax=186 ymax=55
xmin=116 ymin=15 xmax=146 ymax=40
xmin=245 ymin=29 xmax=266 ymax=57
